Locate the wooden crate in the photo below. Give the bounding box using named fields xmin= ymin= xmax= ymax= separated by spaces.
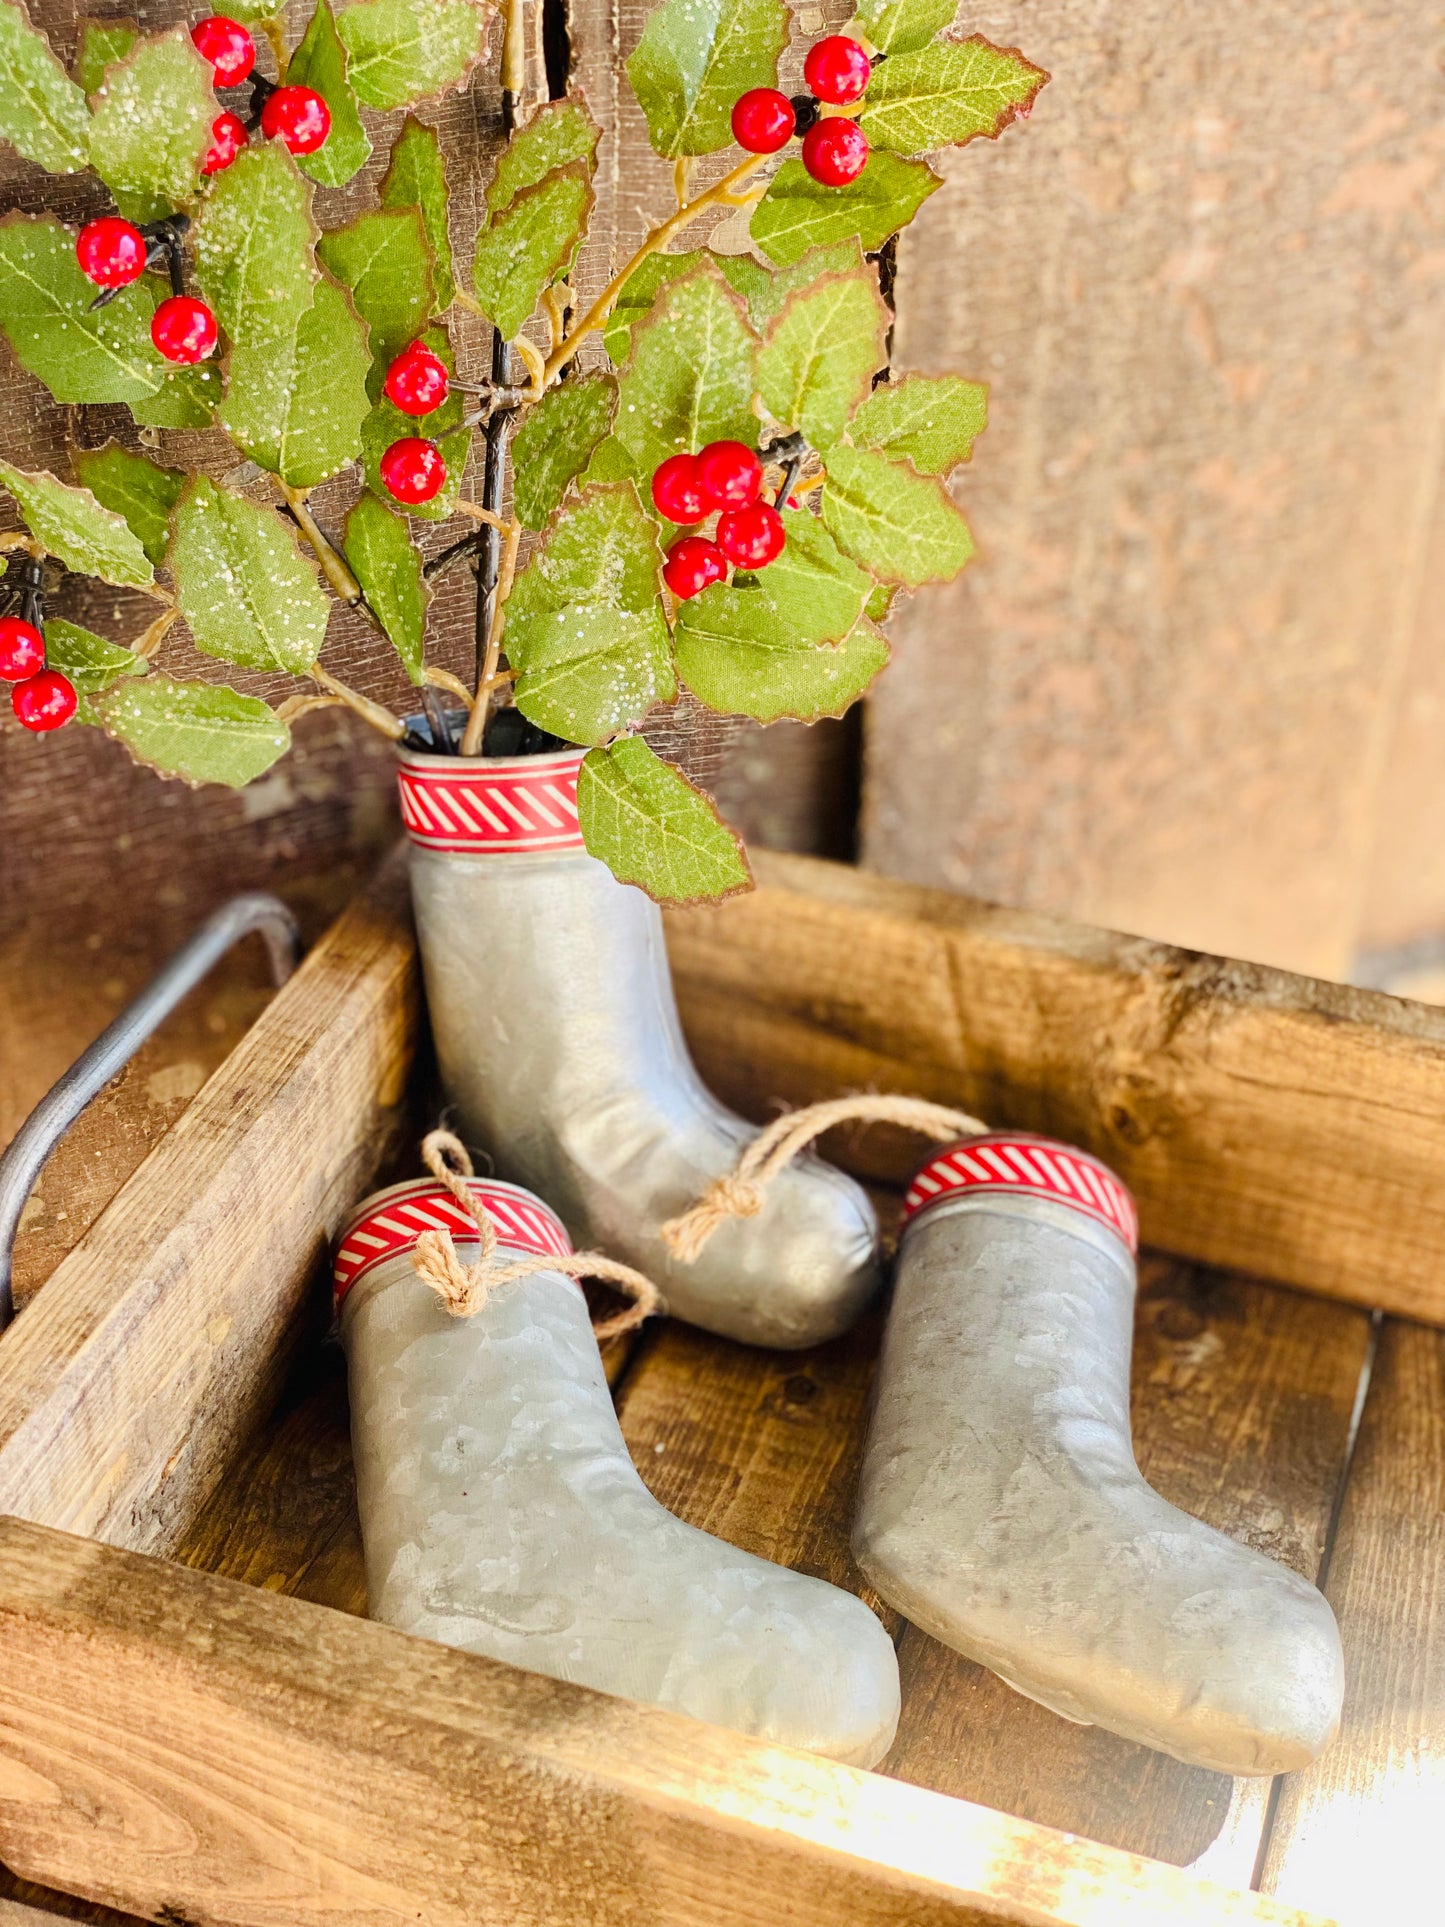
xmin=0 ymin=851 xmax=1438 ymax=1927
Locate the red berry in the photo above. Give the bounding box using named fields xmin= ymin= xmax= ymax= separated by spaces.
xmin=12 ymin=669 xmax=76 ymax=733
xmin=696 ymin=439 xmax=763 ymax=511
xmin=651 ymin=453 xmax=708 ymax=524
xmin=381 ymin=437 xmax=447 ymax=506
xmin=75 ymin=216 xmax=146 ymax=289
xmin=731 ymin=87 xmax=795 ymax=154
xmin=190 ymin=15 xmax=255 ymax=86
xmin=662 ymin=535 xmax=727 ymax=599
xmin=384 ymin=340 xmax=450 ymax=417
xmin=801 ymin=117 xmax=869 ymax=187
xmin=202 ymin=109 xmax=248 ymax=174
xmin=717 ymin=501 xmax=786 ymax=568
xmin=261 ymin=84 xmax=331 ymax=155
xmin=151 ymin=294 xmax=217 ymax=363
xmin=0 ymin=617 xmax=44 ymax=681
xmin=803 ymin=35 xmax=871 ymax=106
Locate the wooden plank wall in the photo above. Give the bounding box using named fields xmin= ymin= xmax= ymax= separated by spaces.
xmin=867 ymin=0 xmax=1445 ymax=981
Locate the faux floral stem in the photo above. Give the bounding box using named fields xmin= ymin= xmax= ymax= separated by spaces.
xmin=501 ymin=0 xmax=527 ymax=102
xmin=258 ymin=18 xmax=288 ymax=71
xmin=278 ymin=481 xmax=364 ymax=607
xmin=312 ymin=665 xmax=406 ymax=742
xmin=131 ymin=606 xmax=177 ymax=661
xmin=275 ymin=692 xmax=344 ymax=723
xmin=455 ymin=499 xmax=511 ymax=534
xmin=424 ymin=665 xmax=473 ymax=704
xmin=460 ymin=516 xmax=522 ymax=756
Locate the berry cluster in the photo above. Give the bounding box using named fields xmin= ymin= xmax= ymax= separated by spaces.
xmin=653 ymin=441 xmax=784 ymax=598
xmin=377 ymin=340 xmax=458 ymax=504
xmin=189 ymin=16 xmax=332 ymax=166
xmin=0 ymin=561 xmax=75 ymax=734
xmin=731 ymin=35 xmax=873 ymax=186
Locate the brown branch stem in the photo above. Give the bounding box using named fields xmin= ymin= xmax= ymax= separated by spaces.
xmin=312 ymin=665 xmax=406 ymax=742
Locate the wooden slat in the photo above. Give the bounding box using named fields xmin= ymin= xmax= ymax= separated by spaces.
xmin=1257 ymin=1316 xmax=1444 ymax=1925
xmin=667 ymin=850 xmax=1445 ymax=1323
xmin=0 ymin=1519 xmax=1330 ymax=1927
xmin=0 ymin=857 xmax=418 ymax=1557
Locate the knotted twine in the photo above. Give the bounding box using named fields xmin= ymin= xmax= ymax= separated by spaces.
xmin=660 ymin=1094 xmax=992 ymax=1264
xmin=410 ymin=1129 xmax=663 ymax=1342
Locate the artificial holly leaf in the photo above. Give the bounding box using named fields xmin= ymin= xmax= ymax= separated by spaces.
xmin=360 ymin=396 xmax=471 ymax=523
xmin=130 ymin=361 xmax=221 ymax=427
xmin=0 ymin=0 xmax=90 ymax=172
xmin=578 ymin=736 xmax=750 ymax=904
xmin=74 ymin=18 xmax=138 ymax=95
xmin=726 ymin=240 xmax=867 ymax=331
xmin=509 ymin=480 xmax=665 ymax=622
xmin=848 ymin=371 xmax=986 ymax=474
xmin=0 ymin=460 xmax=153 ymax=587
xmin=757 ymin=270 xmax=887 ymax=448
xmin=221 ymin=275 xmax=371 ymax=488
xmin=610 ymin=259 xmax=758 ymax=487
xmin=217 ymin=0 xmax=285 ymax=19
xmin=848 ymin=0 xmax=955 ymax=57
xmin=194 ymin=142 xmax=320 ymax=349
xmin=510 ymin=372 xmax=616 ymax=530
xmin=821 ymin=444 xmax=973 ymax=587
xmin=88 ymin=28 xmax=216 ymax=224
xmin=43 ymin=617 xmax=147 ymax=695
xmin=380 ymin=115 xmax=454 ymax=312
xmin=485 ymin=97 xmax=600 ymax=213
xmin=318 ymin=207 xmax=433 ymax=363
xmin=344 ymin=488 xmax=429 ymax=683
xmin=287 ymin=0 xmax=371 ymax=188
xmin=750 ymin=150 xmax=940 ymax=267
xmin=858 ymin=35 xmax=1047 ymax=155
xmin=601 ymin=246 xmax=852 ymax=362
xmin=72 ymin=440 xmax=185 ymax=569
xmin=336 ymin=0 xmax=486 ymax=111
xmin=626 ymin=0 xmax=787 ymax=159
xmin=602 ymin=248 xmax=703 ymax=364
xmin=471 ymin=161 xmax=592 ymax=341
xmin=91 ymin=675 xmax=291 ymax=787
xmin=169 ymin=477 xmax=329 ymax=673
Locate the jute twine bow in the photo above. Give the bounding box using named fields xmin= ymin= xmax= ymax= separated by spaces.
xmin=411 ymin=1129 xmax=663 ymax=1342
xmin=660 ymin=1094 xmax=991 ymax=1264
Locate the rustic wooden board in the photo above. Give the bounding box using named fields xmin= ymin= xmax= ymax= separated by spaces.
xmin=1256 ymin=1315 xmax=1443 ymax=1926
xmin=0 ymin=1518 xmax=1330 ymax=1927
xmin=667 ymin=850 xmax=1445 ymax=1323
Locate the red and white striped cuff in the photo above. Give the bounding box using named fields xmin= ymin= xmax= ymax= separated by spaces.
xmin=904 ymin=1132 xmax=1138 ymax=1254
xmin=333 ymin=1175 xmax=574 ymax=1306
xmin=396 ymin=747 xmax=586 ymax=854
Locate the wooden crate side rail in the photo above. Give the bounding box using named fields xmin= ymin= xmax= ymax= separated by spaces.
xmin=0 ymin=1521 xmax=1332 ymax=1927
xmin=0 ymin=857 xmax=419 ymax=1557
xmin=667 ymin=852 xmax=1445 ymax=1324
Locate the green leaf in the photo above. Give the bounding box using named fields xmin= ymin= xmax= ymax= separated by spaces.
xmin=336 ymin=0 xmax=485 ymax=111
xmin=379 ymin=115 xmax=454 ymax=311
xmin=848 ymin=371 xmax=986 ymax=474
xmin=71 ymin=440 xmax=185 ymax=569
xmin=509 ymin=480 xmax=665 ymax=629
xmin=610 ymin=259 xmax=758 ymax=487
xmin=750 ymin=150 xmax=941 ymax=267
xmin=858 ymin=35 xmax=1047 ymax=155
xmin=757 ymin=270 xmax=887 ymax=448
xmin=287 ymin=0 xmax=371 ymax=187
xmin=217 ymin=0 xmax=285 ymax=20
xmin=578 ymin=736 xmax=750 ymax=904
xmin=194 ymin=142 xmax=320 ymax=349
xmin=0 ymin=460 xmax=153 ymax=587
xmin=601 ymin=246 xmax=848 ymax=362
xmin=510 ymin=372 xmax=616 ymax=531
xmin=317 ymin=206 xmax=433 ymax=363
xmin=169 ymin=476 xmax=329 ymax=673
xmin=821 ymin=444 xmax=973 ymax=587
xmin=91 ymin=675 xmax=290 ymax=787
xmin=723 ymin=240 xmax=866 ymax=331
xmin=0 ymin=0 xmax=89 ymax=171
xmin=88 ymin=28 xmax=216 ymax=223
xmin=44 ymin=617 xmax=148 ymax=698
xmin=221 ymin=275 xmax=371 ymax=488
xmin=74 ymin=18 xmax=138 ymax=95
xmin=344 ymin=489 xmax=429 ymax=684
xmin=130 ymin=361 xmax=221 ymax=427
xmin=471 ymin=161 xmax=592 ymax=341
xmin=602 ymin=248 xmax=703 ymax=364
xmin=485 ymin=97 xmax=599 ymax=213
xmin=627 ymin=0 xmax=787 ymax=159
xmin=848 ymin=0 xmax=955 ymax=57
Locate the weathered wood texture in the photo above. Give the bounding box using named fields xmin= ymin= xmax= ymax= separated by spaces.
xmin=667 ymin=851 xmax=1445 ymax=1323
xmin=0 ymin=857 xmax=418 ymax=1556
xmin=865 ymin=0 xmax=1445 ymax=978
xmin=0 ymin=1519 xmax=1329 ymax=1927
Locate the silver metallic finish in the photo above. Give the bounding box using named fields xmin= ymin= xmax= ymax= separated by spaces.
xmin=853 ymin=1192 xmax=1345 ymax=1775
xmin=408 ymin=836 xmax=880 ymax=1349
xmin=0 ymin=892 xmax=301 ymax=1328
xmin=341 ymin=1246 xmax=901 ymax=1765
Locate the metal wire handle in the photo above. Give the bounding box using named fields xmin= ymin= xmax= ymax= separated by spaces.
xmin=0 ymin=894 xmax=303 ymax=1330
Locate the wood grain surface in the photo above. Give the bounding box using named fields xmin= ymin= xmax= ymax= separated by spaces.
xmin=865 ymin=0 xmax=1445 ymax=980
